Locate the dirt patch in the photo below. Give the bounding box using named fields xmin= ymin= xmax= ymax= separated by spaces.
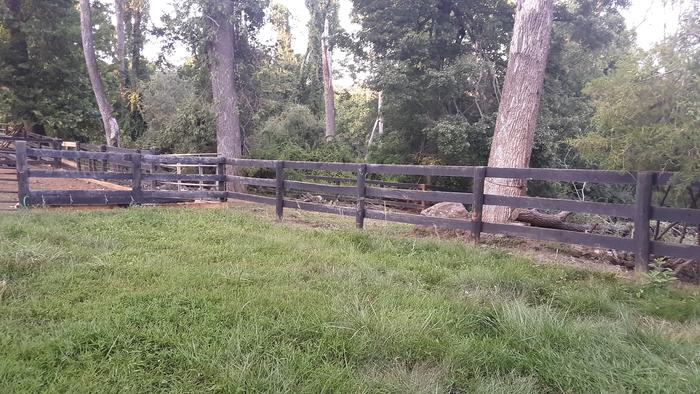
xmin=0 ymin=166 xmax=128 ymax=211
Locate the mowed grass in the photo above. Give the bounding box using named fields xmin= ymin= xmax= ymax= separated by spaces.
xmin=0 ymin=207 xmax=698 ymax=393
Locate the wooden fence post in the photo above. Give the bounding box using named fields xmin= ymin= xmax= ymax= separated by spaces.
xmin=472 ymin=166 xmax=487 ymax=243
xmin=217 ymin=157 xmax=227 ymax=202
xmin=356 ymin=164 xmax=367 ymax=229
xmin=51 ymin=139 xmax=62 ymax=169
xmin=198 ymin=164 xmax=204 ymax=190
xmin=75 ymin=141 xmax=82 ymax=172
xmin=131 ymin=152 xmax=142 ymax=205
xmin=149 ymin=148 xmax=158 ymax=190
xmin=634 ymin=171 xmax=654 ymax=273
xmin=15 ymin=141 xmax=29 ymax=207
xmin=100 ymin=145 xmax=108 ymax=172
xmin=275 ymin=160 xmax=285 ymax=220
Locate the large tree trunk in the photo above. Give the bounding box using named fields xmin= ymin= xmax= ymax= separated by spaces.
xmin=482 ymin=0 xmax=554 ymax=223
xmin=115 ymin=0 xmax=127 ymax=92
xmin=129 ymin=0 xmax=144 ymax=86
xmin=210 ymin=0 xmax=243 ymax=192
xmin=321 ymin=16 xmax=336 ymax=141
xmin=79 ymin=0 xmax=120 ymax=146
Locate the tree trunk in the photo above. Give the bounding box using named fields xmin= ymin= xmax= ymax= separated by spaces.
xmin=210 ymin=0 xmax=243 ymax=192
xmin=321 ymin=16 xmax=336 ymax=141
xmin=482 ymin=0 xmax=554 ymax=223
xmin=115 ymin=0 xmax=126 ymax=92
xmin=129 ymin=0 xmax=143 ymax=86
xmin=365 ymin=91 xmax=383 ymax=160
xmin=79 ymin=0 xmax=120 ymax=146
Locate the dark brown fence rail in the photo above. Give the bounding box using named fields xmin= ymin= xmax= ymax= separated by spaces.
xmin=14 ymin=141 xmax=700 ymax=272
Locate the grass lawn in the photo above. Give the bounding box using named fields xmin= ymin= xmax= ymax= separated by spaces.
xmin=1 ymin=206 xmax=699 ymax=393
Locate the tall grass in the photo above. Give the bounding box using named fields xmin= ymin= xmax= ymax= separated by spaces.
xmin=1 ymin=207 xmax=698 ymax=392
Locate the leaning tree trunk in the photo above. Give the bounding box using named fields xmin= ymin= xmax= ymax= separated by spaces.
xmin=482 ymin=0 xmax=554 ymax=223
xmin=79 ymin=0 xmax=120 ymax=147
xmin=365 ymin=90 xmax=383 ymax=160
xmin=210 ymin=0 xmax=243 ymax=192
xmin=321 ymin=16 xmax=336 ymax=141
xmin=114 ymin=0 xmax=126 ymax=92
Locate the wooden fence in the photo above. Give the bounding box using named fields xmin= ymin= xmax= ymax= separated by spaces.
xmin=14 ymin=141 xmax=700 ymax=272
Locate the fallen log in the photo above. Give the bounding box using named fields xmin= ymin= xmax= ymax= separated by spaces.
xmin=514 ymin=209 xmax=592 ymax=232
xmin=513 ymin=209 xmax=631 ymax=236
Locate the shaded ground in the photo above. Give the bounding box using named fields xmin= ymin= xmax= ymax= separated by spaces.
xmin=1 ymin=207 xmax=697 ymax=393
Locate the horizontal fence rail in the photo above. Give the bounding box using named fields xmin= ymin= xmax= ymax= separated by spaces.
xmin=13 ymin=141 xmax=699 ymax=271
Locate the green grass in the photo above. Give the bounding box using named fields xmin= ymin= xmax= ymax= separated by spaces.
xmin=1 ymin=206 xmax=698 ymax=393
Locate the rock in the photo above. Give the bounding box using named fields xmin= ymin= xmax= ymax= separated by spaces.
xmin=420 ymin=202 xmax=469 ymax=219
xmin=413 ymin=202 xmax=470 ymax=239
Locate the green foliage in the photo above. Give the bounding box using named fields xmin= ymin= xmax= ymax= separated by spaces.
xmin=351 ymin=0 xmax=632 ymax=177
xmin=0 ymin=207 xmax=698 ymax=392
xmin=0 ymin=0 xmax=113 ymax=140
xmin=249 ymin=103 xmax=355 ymax=162
xmin=571 ymin=8 xmax=699 ymax=185
xmin=335 ymin=88 xmax=375 ymax=155
xmin=138 ymin=70 xmax=215 ymax=152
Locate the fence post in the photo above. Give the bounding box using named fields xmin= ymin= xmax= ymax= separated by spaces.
xmin=51 ymin=139 xmax=61 ymax=169
xmin=100 ymin=145 xmax=108 ymax=172
xmin=217 ymin=157 xmax=227 ymax=202
xmin=472 ymin=166 xmax=487 ymax=243
xmin=131 ymin=152 xmax=142 ymax=205
xmin=149 ymin=147 xmax=158 ymax=190
xmin=15 ymin=141 xmax=29 ymax=207
xmin=356 ymin=164 xmax=367 ymax=229
xmin=75 ymin=141 xmax=82 ymax=172
xmin=634 ymin=171 xmax=654 ymax=273
xmin=198 ymin=164 xmax=204 ymax=191
xmin=275 ymin=160 xmax=285 ymax=220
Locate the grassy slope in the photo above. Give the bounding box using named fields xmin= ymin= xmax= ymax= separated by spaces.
xmin=0 ymin=207 xmax=698 ymax=393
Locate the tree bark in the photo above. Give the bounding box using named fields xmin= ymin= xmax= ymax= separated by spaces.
xmin=482 ymin=0 xmax=554 ymax=223
xmin=129 ymin=0 xmax=144 ymax=86
xmin=321 ymin=16 xmax=336 ymax=141
xmin=79 ymin=0 xmax=120 ymax=146
xmin=115 ymin=0 xmax=127 ymax=92
xmin=210 ymin=0 xmax=243 ymax=192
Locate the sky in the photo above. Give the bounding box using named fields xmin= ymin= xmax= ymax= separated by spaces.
xmin=143 ymin=0 xmax=692 ymax=85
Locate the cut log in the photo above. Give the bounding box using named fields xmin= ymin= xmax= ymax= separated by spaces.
xmin=514 ymin=209 xmax=591 ymax=232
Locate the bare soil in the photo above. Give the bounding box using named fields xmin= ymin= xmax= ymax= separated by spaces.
xmin=0 ymin=166 xmax=127 ymax=211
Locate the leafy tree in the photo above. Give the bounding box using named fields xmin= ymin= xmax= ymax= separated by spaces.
xmin=0 ymin=0 xmax=113 ymax=141
xmin=299 ymin=0 xmax=341 ymax=116
xmin=160 ymin=0 xmax=267 ymax=167
xmin=571 ymin=7 xmax=700 ymax=186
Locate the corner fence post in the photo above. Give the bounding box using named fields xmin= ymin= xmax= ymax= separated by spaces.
xmin=634 ymin=171 xmax=654 ymax=273
xmin=217 ymin=157 xmax=227 ymax=202
xmin=15 ymin=141 xmax=29 ymax=207
xmin=131 ymin=151 xmax=142 ymax=205
xmin=356 ymin=164 xmax=367 ymax=229
xmin=52 ymin=139 xmax=62 ymax=169
xmin=275 ymin=160 xmax=285 ymax=220
xmin=472 ymin=166 xmax=487 ymax=243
